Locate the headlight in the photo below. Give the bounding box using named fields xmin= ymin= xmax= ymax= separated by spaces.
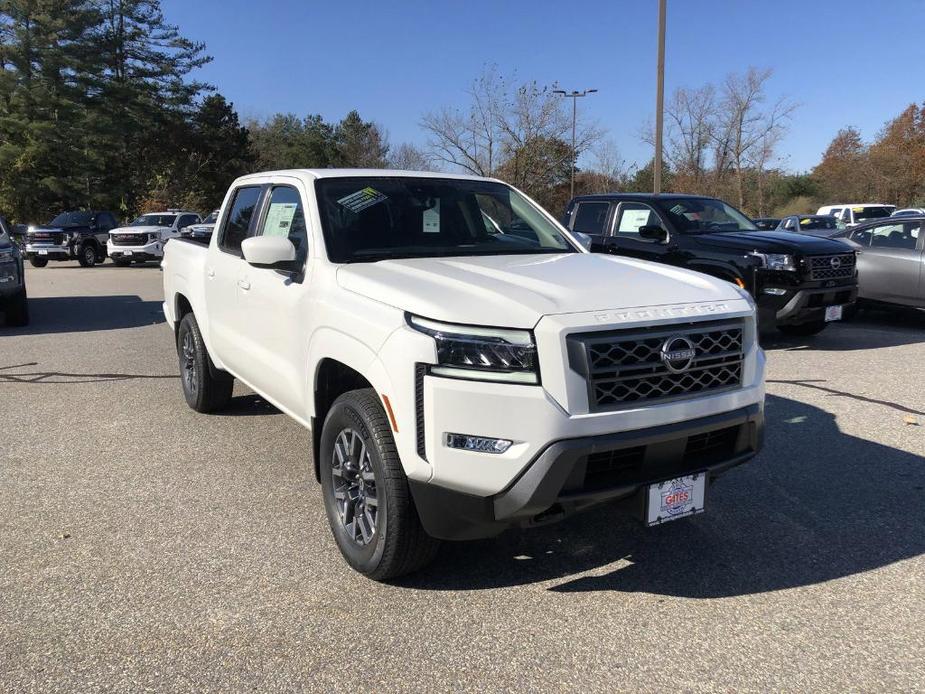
xmin=408 ymin=315 xmax=538 ymax=384
xmin=751 ymin=252 xmax=796 ymax=271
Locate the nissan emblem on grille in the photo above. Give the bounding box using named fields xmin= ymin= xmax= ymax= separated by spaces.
xmin=659 ymin=336 xmax=696 ymax=374
xmin=830 ymin=256 xmax=842 ymax=269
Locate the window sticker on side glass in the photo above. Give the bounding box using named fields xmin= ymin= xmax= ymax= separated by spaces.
xmin=337 ymin=187 xmax=388 ymax=214
xmin=263 ymin=203 xmax=298 ymax=237
xmin=423 ymin=199 xmax=440 ymax=233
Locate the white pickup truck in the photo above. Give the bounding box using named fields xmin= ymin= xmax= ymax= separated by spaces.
xmin=162 ymin=169 xmax=766 ymax=580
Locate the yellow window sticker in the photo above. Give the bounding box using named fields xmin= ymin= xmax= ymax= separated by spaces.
xmin=852 ymin=206 xmax=865 ymax=213
xmin=800 ymin=217 xmax=812 ymax=225
xmin=337 ymin=187 xmax=388 ymax=214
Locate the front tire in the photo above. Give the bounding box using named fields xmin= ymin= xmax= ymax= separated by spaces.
xmin=4 ymin=287 xmax=29 ymax=326
xmin=778 ymin=320 xmax=827 ymax=337
xmin=176 ymin=312 xmax=234 ymax=412
xmin=320 ymin=389 xmax=440 ymax=580
xmin=77 ymin=243 xmax=97 ymax=267
xmin=29 ymin=257 xmax=48 ymax=268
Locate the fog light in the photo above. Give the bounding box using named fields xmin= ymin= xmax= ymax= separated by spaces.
xmin=444 ymin=433 xmax=512 ymax=454
xmin=762 ymin=288 xmax=787 ymax=296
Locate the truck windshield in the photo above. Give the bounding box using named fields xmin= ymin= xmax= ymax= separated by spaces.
xmin=657 ymin=198 xmax=758 ymax=233
xmin=131 ymin=214 xmax=176 ymax=227
xmin=853 ymin=206 xmax=893 ymax=222
xmin=48 ymin=211 xmax=93 ymax=226
xmin=315 ymin=177 xmax=577 ymax=263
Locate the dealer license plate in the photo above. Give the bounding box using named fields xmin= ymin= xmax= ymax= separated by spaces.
xmin=123 ymin=250 xmax=133 ymax=256
xmin=38 ymin=250 xmax=47 ymax=255
xmin=646 ymin=473 xmax=706 ymax=526
xmin=825 ymin=305 xmax=843 ymax=322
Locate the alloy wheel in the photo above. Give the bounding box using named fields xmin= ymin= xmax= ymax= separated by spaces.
xmin=330 ymin=428 xmax=379 ymax=545
xmin=180 ymin=331 xmax=197 ymax=395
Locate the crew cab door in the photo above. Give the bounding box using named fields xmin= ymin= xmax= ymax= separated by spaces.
xmin=568 ymin=200 xmax=612 ymax=248
xmin=234 ymin=183 xmax=312 ymax=411
xmin=601 ymin=201 xmax=679 ymax=264
xmin=203 ymin=185 xmax=265 ymax=377
xmin=852 ymin=220 xmax=924 ymax=305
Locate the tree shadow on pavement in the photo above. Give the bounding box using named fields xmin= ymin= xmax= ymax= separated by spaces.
xmin=763 ymin=306 xmax=925 ymax=352
xmin=401 ymin=394 xmax=925 ymax=596
xmin=0 ymin=295 xmax=164 ymax=335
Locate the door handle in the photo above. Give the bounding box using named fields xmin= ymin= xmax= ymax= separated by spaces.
xmin=207 ymin=268 xmax=215 ymax=279
xmin=237 ymin=279 xmax=251 ymax=291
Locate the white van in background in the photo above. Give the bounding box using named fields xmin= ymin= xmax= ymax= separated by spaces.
xmin=817 ymin=204 xmax=895 ymax=227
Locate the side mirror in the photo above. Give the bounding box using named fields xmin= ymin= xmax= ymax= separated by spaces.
xmin=638 ymin=224 xmax=668 ymax=242
xmin=572 ymin=231 xmax=593 ymax=251
xmin=241 ymin=236 xmax=299 ymax=271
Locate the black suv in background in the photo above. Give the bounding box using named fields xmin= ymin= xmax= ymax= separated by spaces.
xmin=564 ymin=193 xmax=858 ymax=336
xmin=25 ymin=210 xmax=118 ymax=267
xmin=0 ymin=216 xmax=28 ymax=325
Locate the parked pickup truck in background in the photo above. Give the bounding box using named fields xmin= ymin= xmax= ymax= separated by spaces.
xmin=162 ymin=169 xmax=766 ymax=579
xmin=108 ymin=210 xmax=201 ymax=265
xmin=564 ymin=193 xmax=858 ymax=337
xmin=25 ymin=210 xmax=119 ymax=267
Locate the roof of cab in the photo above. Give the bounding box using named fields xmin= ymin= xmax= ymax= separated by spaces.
xmin=232 ymin=169 xmax=499 ymax=184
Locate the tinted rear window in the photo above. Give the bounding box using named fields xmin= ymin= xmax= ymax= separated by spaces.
xmin=853 ymin=206 xmax=893 ymax=222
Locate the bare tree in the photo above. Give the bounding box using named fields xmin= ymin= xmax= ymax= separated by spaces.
xmin=644 ymin=84 xmax=716 ymax=185
xmin=389 ymin=142 xmax=434 ymax=171
xmin=714 ymin=67 xmax=796 ymax=209
xmin=420 ymin=65 xmax=505 ymax=176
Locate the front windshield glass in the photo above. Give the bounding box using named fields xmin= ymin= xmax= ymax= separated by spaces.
xmin=853 ymin=206 xmax=893 ymax=222
xmin=131 ymin=214 xmax=176 ymax=227
xmin=657 ymin=198 xmax=757 ymax=232
xmin=49 ymin=211 xmax=93 ymax=226
xmin=315 ymin=177 xmax=577 ymax=263
xmin=800 ymin=216 xmax=841 ymax=230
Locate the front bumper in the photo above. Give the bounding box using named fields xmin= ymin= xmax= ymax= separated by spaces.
xmin=107 ymin=239 xmax=163 ymax=260
xmin=756 ymin=281 xmax=857 ymax=328
xmin=25 ymin=244 xmax=72 ymax=259
xmin=409 ymin=403 xmax=764 ymax=540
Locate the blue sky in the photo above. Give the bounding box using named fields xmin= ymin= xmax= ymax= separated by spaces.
xmin=162 ymin=0 xmax=925 ymax=174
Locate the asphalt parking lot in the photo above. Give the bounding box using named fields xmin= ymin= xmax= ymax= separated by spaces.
xmin=2 ymin=262 xmax=924 ymax=692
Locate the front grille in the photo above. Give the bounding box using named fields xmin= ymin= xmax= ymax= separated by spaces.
xmin=684 ymin=425 xmax=739 ymax=465
xmin=569 ymin=320 xmax=744 ymax=411
xmin=807 ymin=253 xmax=856 ymax=281
xmin=111 ymin=233 xmax=149 ymax=246
xmin=28 ymin=232 xmax=65 ymax=245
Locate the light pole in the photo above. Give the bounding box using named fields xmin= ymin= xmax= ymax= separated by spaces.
xmin=653 ymin=0 xmax=667 ymax=193
xmin=553 ymin=88 xmax=597 ymax=199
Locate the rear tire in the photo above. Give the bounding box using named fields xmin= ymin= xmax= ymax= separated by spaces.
xmin=29 ymin=257 xmax=48 ymax=268
xmin=77 ymin=243 xmax=97 ymax=267
xmin=4 ymin=286 xmax=29 ymax=326
xmin=320 ymin=389 xmax=440 ymax=580
xmin=778 ymin=320 xmax=827 ymax=337
xmin=176 ymin=312 xmax=234 ymax=413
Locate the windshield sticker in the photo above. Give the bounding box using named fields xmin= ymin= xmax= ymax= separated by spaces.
xmin=800 ymin=217 xmax=812 ymax=225
xmin=423 ymin=199 xmax=440 ymax=233
xmin=852 ymin=206 xmax=865 ymax=213
xmin=263 ymin=202 xmax=297 ymax=238
xmin=337 ymin=187 xmax=388 ymax=214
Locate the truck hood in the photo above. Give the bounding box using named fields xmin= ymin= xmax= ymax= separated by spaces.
xmin=337 ymin=253 xmax=741 ymax=328
xmin=110 ymin=225 xmax=167 ymax=235
xmin=692 ymin=230 xmax=852 ymax=255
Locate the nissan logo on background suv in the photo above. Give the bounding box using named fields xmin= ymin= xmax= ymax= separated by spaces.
xmin=830 ymin=256 xmax=842 ymax=269
xmin=660 ymin=336 xmax=697 ymax=373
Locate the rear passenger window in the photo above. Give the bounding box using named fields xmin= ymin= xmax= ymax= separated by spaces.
xmin=220 ymin=186 xmax=262 ymax=254
xmin=572 ymin=202 xmax=609 ymax=234
xmin=259 ymin=186 xmax=308 ymax=256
